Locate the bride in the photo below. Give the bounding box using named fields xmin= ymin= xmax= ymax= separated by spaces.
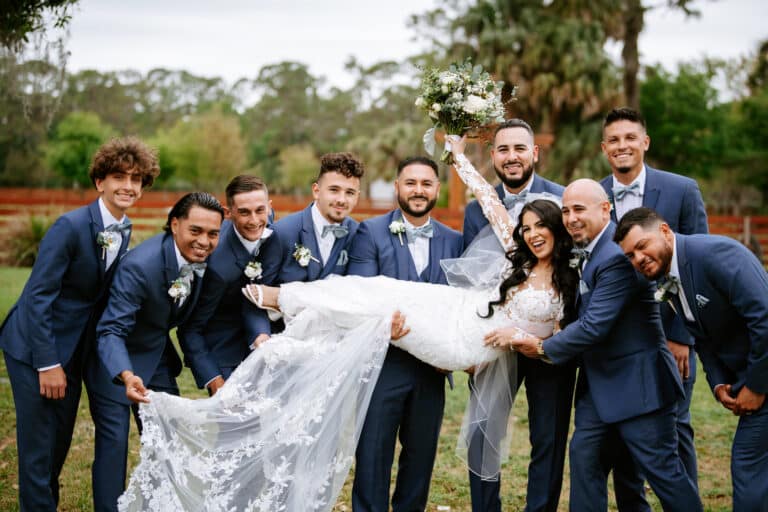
xmin=117 ymin=139 xmax=577 ymax=512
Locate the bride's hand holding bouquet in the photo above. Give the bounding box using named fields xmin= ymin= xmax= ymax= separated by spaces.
xmin=415 ymin=60 xmax=508 ymax=164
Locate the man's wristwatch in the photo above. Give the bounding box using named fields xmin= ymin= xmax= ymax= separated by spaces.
xmin=536 ymin=340 xmax=553 ymax=363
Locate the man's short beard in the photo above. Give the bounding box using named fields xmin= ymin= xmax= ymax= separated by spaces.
xmin=615 ymin=166 xmax=632 ymax=174
xmin=495 ymin=163 xmax=534 ymax=190
xmin=398 ymin=195 xmax=436 ymax=218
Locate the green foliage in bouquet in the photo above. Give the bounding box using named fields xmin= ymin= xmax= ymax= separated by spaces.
xmin=415 ymin=60 xmax=508 ymax=162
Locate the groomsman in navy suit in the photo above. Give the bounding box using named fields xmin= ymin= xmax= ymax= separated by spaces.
xmin=178 ymin=176 xmax=282 ymax=394
xmin=599 ymin=107 xmax=707 ymax=507
xmin=348 ymin=156 xmax=463 ymax=512
xmin=272 ymin=152 xmax=363 ymax=286
xmin=91 ymin=192 xmax=223 ymax=511
xmin=616 ymin=207 xmax=768 ymax=511
xmin=463 ymin=119 xmax=573 ymax=512
xmin=510 ymin=180 xmax=702 ymax=511
xmin=0 ymin=137 xmax=159 ymax=511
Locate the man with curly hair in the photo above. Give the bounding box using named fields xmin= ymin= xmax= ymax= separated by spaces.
xmin=0 ymin=136 xmax=159 ymax=511
xmin=272 ymin=152 xmax=364 ymax=284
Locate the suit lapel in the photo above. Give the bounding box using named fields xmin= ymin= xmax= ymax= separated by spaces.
xmin=389 ymin=211 xmax=419 ymax=281
xmin=426 ymin=222 xmax=445 ymax=283
xmin=675 ymin=235 xmax=704 ymax=332
xmin=88 ymin=200 xmax=107 ymax=281
xmin=227 ymin=222 xmax=251 ymax=271
xmin=162 ymin=234 xmax=180 ymax=322
xmin=642 ymin=167 xmax=661 ymax=211
xmin=300 ymin=206 xmax=323 ymax=281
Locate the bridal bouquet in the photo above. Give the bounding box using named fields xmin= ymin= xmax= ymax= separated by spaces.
xmin=415 ymin=60 xmax=507 ymax=163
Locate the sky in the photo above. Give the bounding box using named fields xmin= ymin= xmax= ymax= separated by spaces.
xmin=61 ymin=0 xmax=767 ymax=93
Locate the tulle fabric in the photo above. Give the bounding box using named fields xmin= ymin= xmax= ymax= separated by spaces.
xmin=119 ymin=272 xmax=562 ymax=510
xmin=119 ymin=309 xmax=391 ymax=512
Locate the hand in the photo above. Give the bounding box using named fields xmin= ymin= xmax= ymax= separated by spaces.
xmin=666 ymin=340 xmax=690 ymax=379
xmin=447 ymin=134 xmax=467 ymax=159
xmin=510 ymin=337 xmax=541 ymax=359
xmin=465 ymin=365 xmax=476 ymax=375
xmin=483 ymin=326 xmax=527 ymax=350
xmin=207 ymin=375 xmax=226 ymax=396
xmin=390 ymin=311 xmax=410 ymax=341
xmin=733 ymin=385 xmax=765 ymax=416
xmin=122 ymin=371 xmax=150 ymax=404
xmin=715 ymin=384 xmax=738 ymax=413
xmin=251 ymin=333 xmax=271 ymax=349
xmin=39 ymin=366 xmax=67 ymax=400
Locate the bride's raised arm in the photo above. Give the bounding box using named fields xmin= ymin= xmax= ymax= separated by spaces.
xmin=447 ymin=135 xmax=516 ymax=252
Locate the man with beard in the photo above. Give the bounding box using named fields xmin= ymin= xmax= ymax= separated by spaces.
xmin=615 ymin=207 xmax=767 ymax=511
xmin=272 ymin=152 xmax=363 ymax=285
xmin=462 ymin=119 xmax=564 ymax=247
xmin=348 ymin=156 xmax=463 ymax=512
xmin=462 ymin=119 xmax=573 ymax=512
xmin=599 ymin=108 xmax=707 ymax=510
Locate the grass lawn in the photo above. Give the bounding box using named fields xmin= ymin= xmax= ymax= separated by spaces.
xmin=0 ymin=266 xmax=736 ymax=511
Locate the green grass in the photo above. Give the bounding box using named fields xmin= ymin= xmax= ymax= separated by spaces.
xmin=0 ymin=267 xmax=735 ymax=511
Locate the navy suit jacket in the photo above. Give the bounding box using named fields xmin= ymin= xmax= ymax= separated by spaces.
xmin=671 ymin=234 xmax=768 ymax=395
xmin=177 ymin=220 xmax=282 ymax=388
xmin=95 ymin=233 xmax=196 ymax=404
xmin=462 ymin=174 xmax=564 ymax=248
xmin=0 ymin=200 xmax=130 ymax=369
xmin=602 ymin=166 xmax=708 ymax=346
xmin=544 ymin=223 xmax=683 ymax=424
xmin=347 ymin=210 xmax=463 ymax=284
xmin=273 ymin=204 xmax=359 ymax=283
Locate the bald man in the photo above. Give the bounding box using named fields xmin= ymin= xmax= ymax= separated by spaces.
xmin=510 ymin=180 xmax=701 ymax=511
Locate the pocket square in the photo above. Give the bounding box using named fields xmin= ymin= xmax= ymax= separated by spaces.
xmin=336 ymin=249 xmax=348 ymax=266
xmin=579 ymin=280 xmax=590 ymax=295
xmin=695 ymin=294 xmax=710 ymax=308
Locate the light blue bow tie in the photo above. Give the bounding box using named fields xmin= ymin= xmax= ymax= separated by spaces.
xmin=105 ymin=221 xmax=132 ymax=236
xmin=503 ymin=190 xmax=528 ymax=209
xmin=612 ymin=181 xmax=641 ymax=201
xmin=180 ymin=262 xmax=207 ymax=278
xmin=322 ymin=224 xmax=349 ymax=239
xmin=405 ymin=223 xmax=434 ymax=243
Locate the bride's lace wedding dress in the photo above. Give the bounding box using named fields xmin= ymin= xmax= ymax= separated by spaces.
xmin=118 ymin=156 xmax=564 ymax=512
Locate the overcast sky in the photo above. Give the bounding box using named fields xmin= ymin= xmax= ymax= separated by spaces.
xmin=63 ymin=0 xmax=766 ymax=92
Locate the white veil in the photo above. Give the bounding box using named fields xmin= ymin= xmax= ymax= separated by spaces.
xmin=442 ymin=191 xmax=562 ymax=480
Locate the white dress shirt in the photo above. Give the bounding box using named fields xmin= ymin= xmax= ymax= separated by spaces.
xmin=612 ymin=166 xmax=647 ymax=221
xmin=311 ymin=203 xmax=339 ymax=265
xmin=98 ymin=197 xmax=127 ymax=271
xmin=233 ymin=226 xmax=273 ymax=255
xmin=403 ymin=216 xmax=431 ymax=276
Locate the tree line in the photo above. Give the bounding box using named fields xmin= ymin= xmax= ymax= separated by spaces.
xmin=1 ymin=0 xmax=766 ymax=212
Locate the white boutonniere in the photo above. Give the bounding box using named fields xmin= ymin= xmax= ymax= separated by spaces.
xmin=389 ymin=220 xmax=406 ymax=246
xmin=244 ymin=260 xmax=263 ymax=281
xmin=654 ymin=278 xmax=678 ymax=303
xmin=695 ymin=294 xmax=710 ymax=308
xmin=96 ymin=231 xmax=121 ymax=259
xmin=569 ymin=257 xmax=581 ymax=270
xmin=168 ymin=277 xmax=191 ymax=304
xmin=293 ymin=244 xmax=319 ymax=267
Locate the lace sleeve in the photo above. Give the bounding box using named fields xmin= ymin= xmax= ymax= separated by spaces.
xmin=454 ymin=154 xmax=516 ymax=251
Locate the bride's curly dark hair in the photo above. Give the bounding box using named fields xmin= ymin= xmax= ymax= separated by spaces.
xmin=481 ymin=199 xmax=578 ymax=328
